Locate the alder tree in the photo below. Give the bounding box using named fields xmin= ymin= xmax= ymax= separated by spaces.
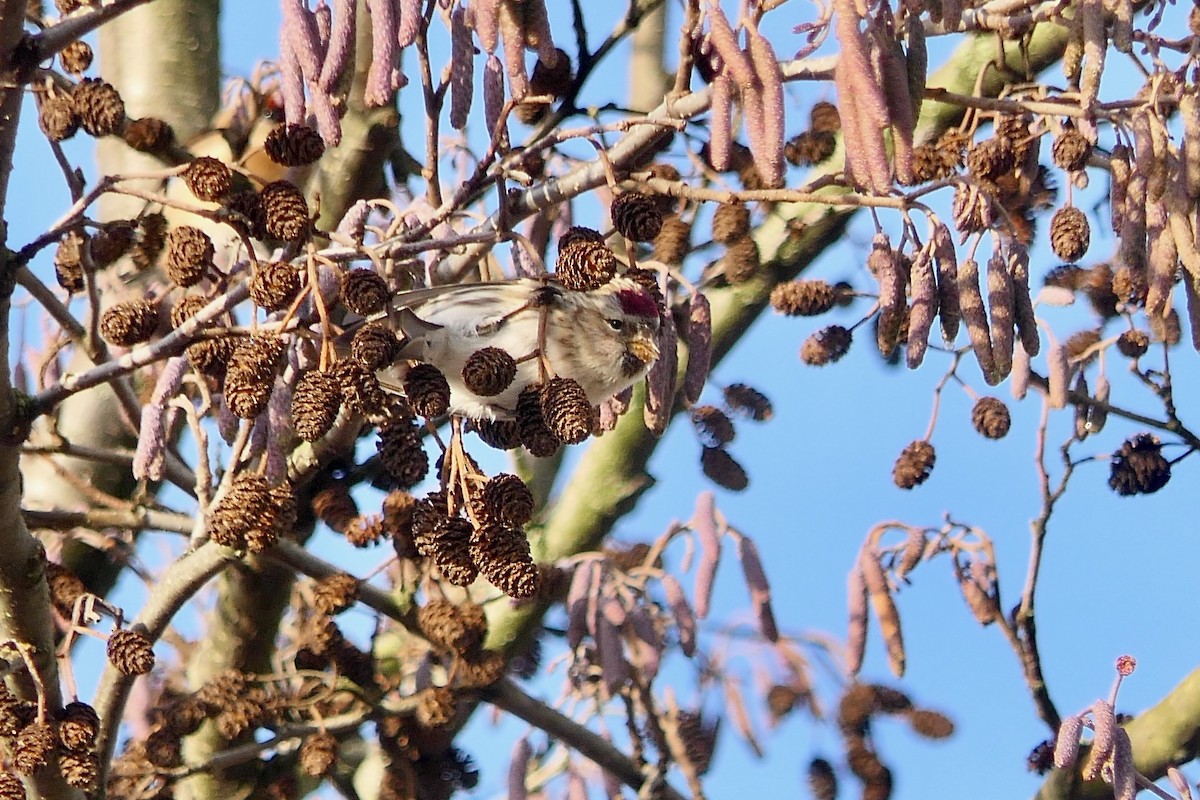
xmin=0 ymin=0 xmax=1196 ymax=799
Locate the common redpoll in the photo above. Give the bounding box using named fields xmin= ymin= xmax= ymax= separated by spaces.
xmin=375 ymin=276 xmax=662 ymax=420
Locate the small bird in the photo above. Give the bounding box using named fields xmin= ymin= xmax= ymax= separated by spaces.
xmin=379 ymin=275 xmax=662 ymax=420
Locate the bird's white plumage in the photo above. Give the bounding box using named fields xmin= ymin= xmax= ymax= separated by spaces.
xmin=375 ymin=277 xmax=661 ymax=420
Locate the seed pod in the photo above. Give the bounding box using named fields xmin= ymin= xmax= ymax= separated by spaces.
xmin=958 ymin=259 xmax=997 ymax=384
xmin=264 ymin=123 xmax=326 ymax=167
xmin=906 ymin=246 xmax=937 ymax=368
xmin=184 ymin=156 xmax=233 ymax=202
xmin=73 ymin=78 xmax=125 ymax=137
xmin=893 ymin=439 xmax=935 ymax=489
xmin=541 ymin=376 xmax=593 ymax=444
xmin=261 ymin=180 xmax=310 ymax=241
xmin=100 ymin=300 xmax=159 ymax=347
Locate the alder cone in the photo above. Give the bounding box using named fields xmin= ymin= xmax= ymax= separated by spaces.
xmin=264 ymin=123 xmax=326 ymax=166
xmin=260 ymin=180 xmax=310 ymax=241
xmin=73 ymin=78 xmax=124 ymax=137
xmin=610 ymin=192 xmax=664 ymax=242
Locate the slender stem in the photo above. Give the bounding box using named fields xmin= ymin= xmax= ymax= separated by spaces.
xmin=485 ymin=678 xmax=687 ymax=800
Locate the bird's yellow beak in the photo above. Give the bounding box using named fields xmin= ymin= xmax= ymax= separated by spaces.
xmin=629 ymin=332 xmax=659 ymax=366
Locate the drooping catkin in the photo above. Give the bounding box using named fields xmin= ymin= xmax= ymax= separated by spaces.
xmin=1144 ymin=198 xmax=1176 ymax=321
xmin=869 ymin=234 xmax=904 ymax=358
xmin=1182 ymin=89 xmax=1200 ymax=200
xmin=860 ymin=549 xmax=905 ymax=677
xmin=957 ymin=259 xmax=997 ymax=384
xmin=905 ymin=246 xmax=937 ymax=369
xmin=1008 ymin=246 xmax=1040 ymax=357
xmin=986 ymin=251 xmax=1014 ymax=380
xmin=708 ymin=73 xmax=734 ymax=172
xmin=932 ymin=222 xmax=960 ymax=343
xmin=1109 ymin=145 xmax=1131 ymax=234
xmin=449 ymin=7 xmax=474 ymax=130
xmin=876 ymin=30 xmax=915 ymax=185
xmin=1047 ymin=339 xmax=1069 ymax=409
xmin=744 ymin=22 xmax=785 ymax=188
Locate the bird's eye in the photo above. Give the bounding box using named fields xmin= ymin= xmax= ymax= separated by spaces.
xmin=607 ymin=318 xmax=624 ymax=331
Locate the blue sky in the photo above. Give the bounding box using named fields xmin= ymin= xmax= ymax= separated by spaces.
xmin=9 ymin=2 xmax=1199 ymax=799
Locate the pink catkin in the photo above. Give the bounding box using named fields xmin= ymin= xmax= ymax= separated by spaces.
xmin=483 ymin=55 xmax=506 ymax=139
xmin=597 ymin=599 xmax=630 ymax=696
xmin=905 ymin=247 xmax=936 ymax=369
xmin=265 ymin=376 xmax=293 ymax=483
xmin=508 ymin=738 xmax=531 ymax=800
xmin=449 ymin=6 xmax=475 ymax=130
xmin=704 ymin=1 xmax=755 ymax=88
xmin=737 ymin=536 xmax=778 ymax=642
xmin=1008 ymin=245 xmax=1040 ymax=356
xmin=279 ymin=21 xmax=308 ymax=124
xmin=833 ymin=54 xmax=865 ymax=188
xmin=957 ymin=258 xmax=997 ymax=384
xmin=498 ymin=1 xmax=529 ymax=100
xmin=683 ymin=292 xmax=712 ymax=405
xmin=1053 ymin=714 xmax=1083 ymax=768
xmin=472 ymin=0 xmax=501 ymax=54
xmin=396 ymin=0 xmax=422 ymax=49
xmin=1011 ymin=342 xmax=1031 ymax=400
xmin=875 ymin=29 xmax=914 ymax=184
xmin=1145 ymin=198 xmax=1175 ymax=320
xmin=662 ymin=575 xmax=697 ymax=656
xmin=708 ymin=72 xmax=734 ymax=171
xmin=283 ymin=0 xmax=323 ymax=79
xmin=315 ymin=1 xmax=331 ymax=49
xmin=1047 ymin=339 xmax=1069 ymax=409
xmin=643 ymin=303 xmax=677 ymax=438
xmin=311 ymin=87 xmax=342 ymax=145
xmin=846 ymin=564 xmax=869 ymax=675
xmin=835 ymin=1 xmax=892 ymax=192
xmin=692 ymin=492 xmax=721 ymax=619
xmin=986 ymin=251 xmax=1014 ymax=379
xmin=1083 ymin=700 xmax=1116 ymax=781
xmin=522 ymin=0 xmax=558 ymax=66
xmin=565 ymin=561 xmax=597 ymax=651
xmin=364 ymin=0 xmax=399 ymax=107
xmin=932 ymin=222 xmax=961 ymax=343
xmin=744 ymin=22 xmax=785 ymax=188
xmin=133 ymin=404 xmax=167 ymax=482
xmin=626 ymin=605 xmax=662 ymax=680
xmin=318 ymin=0 xmax=357 ymax=92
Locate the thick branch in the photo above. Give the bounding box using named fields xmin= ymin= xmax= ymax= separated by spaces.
xmin=1036 ymin=667 xmax=1200 ymax=799
xmin=486 ymin=678 xmax=687 ymax=800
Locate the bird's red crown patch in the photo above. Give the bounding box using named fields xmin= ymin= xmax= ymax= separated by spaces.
xmin=615 ymin=287 xmax=659 ymax=319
